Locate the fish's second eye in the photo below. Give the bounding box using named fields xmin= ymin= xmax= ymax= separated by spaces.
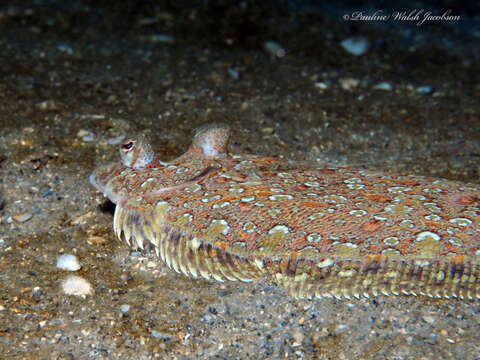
xmin=122 ymin=141 xmax=134 ymax=151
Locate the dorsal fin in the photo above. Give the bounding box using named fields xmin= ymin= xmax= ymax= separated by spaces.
xmin=184 ymin=124 xmax=231 ymax=159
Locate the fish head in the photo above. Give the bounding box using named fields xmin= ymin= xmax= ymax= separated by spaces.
xmin=89 ymin=134 xmax=157 ymax=205
xmin=90 ymin=125 xmax=232 ymax=205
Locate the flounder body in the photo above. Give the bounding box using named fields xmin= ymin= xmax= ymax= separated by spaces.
xmin=90 ymin=125 xmax=480 ymax=300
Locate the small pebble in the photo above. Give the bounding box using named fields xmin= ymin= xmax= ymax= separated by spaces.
xmin=61 ymin=275 xmax=93 ymax=296
xmin=57 ymin=43 xmax=73 ymax=55
xmin=260 ymin=127 xmax=275 ymax=134
xmin=57 ymin=254 xmax=81 ymax=271
xmin=108 ymin=135 xmax=125 ymax=145
xmin=35 ymin=99 xmax=59 ymax=111
xmin=87 ymin=235 xmax=107 ymax=246
xmin=42 ymin=188 xmax=53 ymax=197
xmin=151 ymin=330 xmax=170 ymax=340
xmin=292 ymin=327 xmax=304 ymax=346
xmin=339 ymin=78 xmax=359 ymax=90
xmin=335 ymin=324 xmax=349 ymax=334
xmin=340 ymin=36 xmax=369 ymax=56
xmin=150 ymin=34 xmax=175 ymax=44
xmin=227 ymin=67 xmax=240 ymax=80
xmin=417 ymin=85 xmax=434 ymax=94
xmin=77 ymin=129 xmax=89 ymax=138
xmin=314 ymin=81 xmax=328 ymax=90
xmin=264 ymin=41 xmax=286 ymax=58
xmin=13 ymin=212 xmax=33 ymax=223
xmin=120 ymin=304 xmax=130 ymax=313
xmin=373 ymin=82 xmax=392 ymax=91
xmin=82 ymin=133 xmax=96 ymax=142
xmin=106 ymin=95 xmax=117 ymax=104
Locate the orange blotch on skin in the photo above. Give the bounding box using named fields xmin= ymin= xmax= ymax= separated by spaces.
xmin=424 ymin=220 xmax=442 ymax=231
xmin=290 ymin=238 xmax=307 ymax=248
xmin=252 ymin=157 xmax=280 ymax=164
xmin=445 ymin=242 xmax=461 ymax=255
xmin=191 ymin=219 xmax=208 ymax=229
xmin=239 ymin=203 xmax=253 ymax=211
xmin=450 ymin=254 xmax=466 ymax=264
xmin=362 ymin=220 xmax=382 ymax=232
xmin=318 ymin=168 xmax=337 ymax=174
xmin=398 ymin=239 xmax=418 ymax=255
xmin=403 ymin=199 xmax=416 ymax=206
xmin=300 ymin=201 xmax=328 ymax=208
xmin=214 ymin=241 xmax=228 ymax=252
xmin=210 ymin=195 xmax=241 ymax=204
xmin=395 ymin=179 xmax=420 ymax=186
xmin=208 ymin=170 xmax=219 ymax=178
xmin=458 ymin=196 xmax=477 ymax=205
xmin=255 ymin=191 xmax=277 ymax=197
xmin=365 ymin=254 xmax=382 ymax=263
xmin=214 ymin=176 xmax=229 ymax=183
xmin=363 ymin=193 xmax=391 ymax=202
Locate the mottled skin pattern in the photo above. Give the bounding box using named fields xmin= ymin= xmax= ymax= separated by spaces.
xmin=90 ymin=124 xmax=480 ymax=300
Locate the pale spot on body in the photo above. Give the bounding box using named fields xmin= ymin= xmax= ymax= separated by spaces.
xmin=399 ymin=219 xmax=415 ymax=228
xmin=383 ymin=237 xmax=400 ymax=246
xmin=269 ymin=194 xmax=294 ymax=201
xmin=140 ymin=178 xmax=155 ymax=187
xmin=307 ymin=233 xmax=322 ymax=243
xmin=207 ymin=219 xmax=231 ymax=238
xmin=317 ymin=258 xmax=334 ymax=268
xmin=185 ymin=183 xmax=202 ymax=193
xmin=416 ymin=231 xmax=441 ymax=242
xmin=416 ymin=231 xmax=442 ymax=259
xmin=201 ymin=194 xmax=222 ymax=203
xmin=450 ymin=218 xmax=473 ymax=227
xmin=449 ymin=237 xmax=463 ymax=247
xmin=334 ymin=242 xmax=360 ymax=258
xmin=344 ymin=177 xmax=362 ymax=184
xmin=382 ymin=248 xmax=401 ymax=257
xmin=349 ymin=209 xmax=368 ymax=217
xmin=424 ymin=202 xmax=442 ymax=212
xmin=212 ymin=201 xmax=231 ymax=209
xmin=243 ymin=221 xmax=257 ymax=233
xmin=268 ymin=225 xmax=290 ymax=235
xmin=323 ymin=194 xmax=347 ymax=204
xmin=229 ymin=187 xmax=245 ymax=194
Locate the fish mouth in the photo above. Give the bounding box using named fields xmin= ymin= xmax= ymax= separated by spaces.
xmin=89 ymin=161 xmax=118 ymax=193
xmin=89 ymin=171 xmax=100 ymax=190
xmin=89 ymin=170 xmax=110 ymax=201
xmin=89 ymin=164 xmax=124 ymax=205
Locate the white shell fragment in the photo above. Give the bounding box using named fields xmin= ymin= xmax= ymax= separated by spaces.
xmin=264 ymin=41 xmax=286 ymax=58
xmin=150 ymin=34 xmax=175 ymax=44
xmin=61 ymin=275 xmax=93 ymax=296
xmin=57 ymin=254 xmax=81 ymax=271
xmin=340 ymin=37 xmax=370 ymax=56
xmin=373 ymin=82 xmax=392 ymax=91
xmin=417 ymin=85 xmax=434 ymax=94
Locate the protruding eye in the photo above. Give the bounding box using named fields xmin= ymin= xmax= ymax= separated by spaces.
xmin=122 ymin=140 xmax=135 ymax=151
xmin=120 ymin=134 xmax=154 ymax=168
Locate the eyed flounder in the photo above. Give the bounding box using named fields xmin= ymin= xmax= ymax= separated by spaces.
xmin=90 ymin=124 xmax=480 ymax=300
